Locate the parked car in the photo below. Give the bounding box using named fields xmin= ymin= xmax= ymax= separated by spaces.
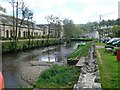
xmin=107 ymin=38 xmax=120 ymax=45
xmin=102 ymin=38 xmax=111 ymax=43
xmin=112 ymin=40 xmax=120 ymax=47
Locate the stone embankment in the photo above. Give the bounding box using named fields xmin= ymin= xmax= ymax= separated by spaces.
xmin=73 ymin=44 xmax=102 ymax=90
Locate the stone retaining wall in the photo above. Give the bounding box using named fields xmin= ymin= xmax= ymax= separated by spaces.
xmin=73 ymin=44 xmax=102 ymax=90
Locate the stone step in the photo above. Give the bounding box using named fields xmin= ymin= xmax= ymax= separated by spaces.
xmin=76 ymin=57 xmax=85 ymax=67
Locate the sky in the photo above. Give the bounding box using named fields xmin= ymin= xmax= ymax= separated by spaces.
xmin=0 ymin=0 xmax=119 ymax=24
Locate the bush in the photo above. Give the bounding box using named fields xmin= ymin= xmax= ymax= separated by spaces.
xmin=33 ymin=65 xmax=80 ymax=88
xmin=22 ymin=43 xmax=28 ymax=50
xmin=113 ymin=48 xmax=120 ymax=55
xmin=2 ymin=39 xmax=63 ymax=53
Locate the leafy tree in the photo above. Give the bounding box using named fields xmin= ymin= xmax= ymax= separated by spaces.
xmin=63 ymin=19 xmax=82 ymax=38
xmin=115 ymin=19 xmax=120 ymax=25
xmin=0 ymin=5 xmax=6 ymax=13
xmin=112 ymin=25 xmax=120 ymax=37
xmin=63 ymin=19 xmax=74 ymax=38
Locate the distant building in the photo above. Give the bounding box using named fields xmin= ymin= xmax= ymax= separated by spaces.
xmin=37 ymin=24 xmax=48 ymax=36
xmin=37 ymin=24 xmax=64 ymax=38
xmin=0 ymin=14 xmax=43 ymax=38
xmin=88 ymin=31 xmax=99 ymax=39
xmin=0 ymin=14 xmax=64 ymax=39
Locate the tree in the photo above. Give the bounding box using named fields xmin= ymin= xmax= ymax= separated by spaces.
xmin=74 ymin=25 xmax=83 ymax=37
xmin=18 ymin=2 xmax=28 ymax=39
xmin=52 ymin=16 xmax=63 ymax=39
xmin=63 ymin=19 xmax=82 ymax=39
xmin=7 ymin=0 xmax=16 ymax=50
xmin=45 ymin=15 xmax=54 ymax=43
xmin=0 ymin=5 xmax=6 ymax=13
xmin=63 ymin=19 xmax=73 ymax=38
xmin=27 ymin=9 xmax=33 ymax=48
xmin=116 ymin=19 xmax=120 ymax=25
xmin=112 ymin=25 xmax=120 ymax=37
xmin=7 ymin=0 xmax=34 ymax=51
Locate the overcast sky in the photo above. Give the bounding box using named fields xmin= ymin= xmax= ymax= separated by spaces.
xmin=0 ymin=0 xmax=119 ymax=24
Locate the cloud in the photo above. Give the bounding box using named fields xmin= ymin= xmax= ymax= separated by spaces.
xmin=0 ymin=0 xmax=119 ymax=24
xmin=24 ymin=0 xmax=66 ymax=10
xmin=33 ymin=10 xmax=60 ymax=24
xmin=73 ymin=0 xmax=99 ymax=5
xmin=24 ymin=0 xmax=119 ymax=24
xmin=0 ymin=0 xmax=13 ymax=15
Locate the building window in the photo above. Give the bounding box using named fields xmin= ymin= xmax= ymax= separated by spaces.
xmin=43 ymin=29 xmax=46 ymax=34
xmin=10 ymin=30 xmax=12 ymax=38
xmin=23 ymin=31 xmax=25 ymax=37
xmin=34 ymin=32 xmax=36 ymax=36
xmin=26 ymin=31 xmax=28 ymax=37
xmin=19 ymin=31 xmax=21 ymax=38
xmin=6 ymin=30 xmax=9 ymax=38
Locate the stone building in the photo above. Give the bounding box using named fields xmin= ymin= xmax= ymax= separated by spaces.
xmin=37 ymin=23 xmax=64 ymax=38
xmin=0 ymin=14 xmax=64 ymax=39
xmin=37 ymin=24 xmax=48 ymax=37
xmin=0 ymin=14 xmax=43 ymax=39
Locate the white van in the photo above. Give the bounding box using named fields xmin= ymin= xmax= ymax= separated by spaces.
xmin=107 ymin=38 xmax=120 ymax=45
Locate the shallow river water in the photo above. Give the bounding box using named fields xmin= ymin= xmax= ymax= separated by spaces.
xmin=2 ymin=42 xmax=79 ymax=88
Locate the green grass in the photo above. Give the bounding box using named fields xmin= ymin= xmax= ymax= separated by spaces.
xmin=68 ymin=42 xmax=91 ymax=59
xmin=33 ymin=65 xmax=80 ymax=88
xmin=2 ymin=39 xmax=63 ymax=53
xmin=95 ymin=42 xmax=106 ymax=46
xmin=97 ymin=48 xmax=120 ymax=89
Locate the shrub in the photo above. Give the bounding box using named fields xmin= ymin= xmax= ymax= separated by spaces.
xmin=33 ymin=65 xmax=80 ymax=88
xmin=113 ymin=48 xmax=120 ymax=55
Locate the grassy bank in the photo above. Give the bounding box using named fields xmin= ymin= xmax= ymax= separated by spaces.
xmin=97 ymin=47 xmax=119 ymax=89
xmin=68 ymin=42 xmax=91 ymax=60
xmin=2 ymin=39 xmax=64 ymax=53
xmin=33 ymin=65 xmax=80 ymax=88
xmin=95 ymin=42 xmax=106 ymax=46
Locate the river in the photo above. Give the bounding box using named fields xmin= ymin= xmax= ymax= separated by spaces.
xmin=2 ymin=42 xmax=79 ymax=88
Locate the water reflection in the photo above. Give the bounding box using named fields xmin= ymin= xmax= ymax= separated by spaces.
xmin=2 ymin=42 xmax=79 ymax=88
